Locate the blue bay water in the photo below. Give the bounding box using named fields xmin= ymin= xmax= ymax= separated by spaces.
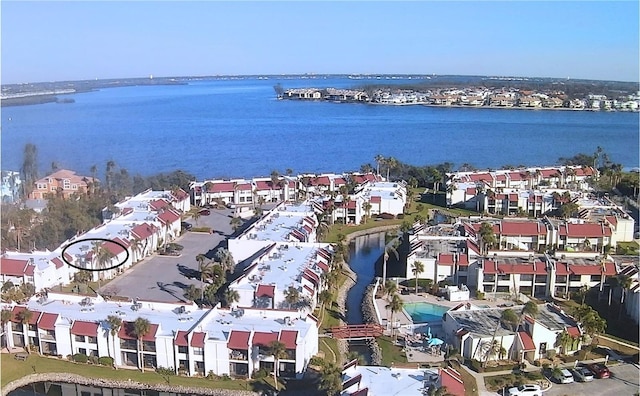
xmin=2 ymin=77 xmax=638 ymax=180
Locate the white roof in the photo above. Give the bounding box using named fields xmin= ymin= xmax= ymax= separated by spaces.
xmin=341 ymin=365 xmax=438 ymax=396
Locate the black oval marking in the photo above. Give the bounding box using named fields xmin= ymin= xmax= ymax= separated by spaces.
xmin=61 ymin=238 xmax=130 ymax=272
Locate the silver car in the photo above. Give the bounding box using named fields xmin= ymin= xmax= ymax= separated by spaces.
xmin=572 ymin=366 xmax=594 ymax=382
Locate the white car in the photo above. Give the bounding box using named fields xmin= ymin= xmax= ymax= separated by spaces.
xmin=507 ymin=384 xmax=542 ymax=396
xmin=553 ymin=368 xmax=575 ymax=384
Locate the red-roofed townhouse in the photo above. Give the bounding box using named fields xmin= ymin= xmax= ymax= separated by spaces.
xmin=251 ymin=331 xmax=279 ymax=373
xmin=170 ymin=188 xmax=191 ymax=213
xmin=506 ymin=170 xmax=529 ymax=189
xmin=277 ymin=330 xmax=298 ymax=377
xmin=253 ymin=177 xmax=292 ymax=203
xmin=1 ymin=257 xmax=36 ymax=287
xmin=7 ymin=306 xmax=41 ymax=349
xmin=522 ymin=304 xmax=583 ymax=360
xmin=496 ymin=220 xmax=550 ymax=251
xmin=157 ymin=207 xmax=182 ymax=245
xmin=548 ymin=256 xmax=617 ymax=299
xmin=118 ymin=320 xmax=160 ymax=369
xmin=228 ymin=330 xmax=251 ymax=376
xmin=478 ymin=256 xmax=549 ymax=297
xmin=37 ymin=312 xmax=59 ymax=355
xmin=173 ymin=330 xmax=207 ymax=376
xmin=130 ymin=223 xmax=160 ymax=262
xmin=200 ymin=181 xmax=235 ymax=205
xmin=486 ymin=191 xmax=520 ymax=216
xmin=70 ymin=320 xmax=101 ymax=357
xmin=557 ymin=222 xmax=613 ymax=253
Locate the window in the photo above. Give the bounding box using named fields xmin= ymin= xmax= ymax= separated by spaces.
xmin=591 ymin=275 xmax=602 ymax=283
xmin=193 ymin=347 xmax=203 ymax=355
xmin=78 ymin=348 xmax=87 ymax=355
xmin=569 ymin=274 xmax=581 ymax=282
xmin=178 ymin=346 xmax=188 ymax=354
xmin=535 ymin=275 xmax=546 ymax=283
xmin=498 ymin=274 xmax=511 ymax=281
xmin=75 ymin=335 xmax=85 ymax=342
xmin=142 ymin=341 xmax=156 ymax=352
xmin=11 ymin=323 xmax=22 ymax=332
xmin=72 ymin=184 xmax=78 ymax=190
xmin=120 ymin=339 xmax=136 ymax=350
xmin=539 ymin=342 xmax=547 ymax=355
xmin=483 ymin=274 xmax=495 ymax=282
xmin=556 ymin=275 xmax=567 ymax=283
xmin=87 ymin=336 xmax=97 ymax=344
xmin=28 ymin=324 xmax=37 ymax=332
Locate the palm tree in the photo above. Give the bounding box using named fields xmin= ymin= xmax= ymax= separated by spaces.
xmin=132 ymin=317 xmax=151 ymax=372
xmin=266 ymin=340 xmax=287 ymax=391
xmin=362 ymin=201 xmax=372 ymax=224
xmin=196 ymin=254 xmax=211 ymax=301
xmin=383 ymin=280 xmax=398 ymax=299
xmin=386 ymin=293 xmax=403 ymax=340
xmin=130 ymin=238 xmax=145 ymax=263
xmin=106 ymin=315 xmax=122 ymax=366
xmin=555 ymin=329 xmax=572 ymax=355
xmin=386 ymin=157 xmax=398 ymax=181
xmin=192 ymin=210 xmax=201 ymax=226
xmin=284 ymin=286 xmax=300 ymax=309
xmin=17 ymin=309 xmax=33 ymax=352
xmin=521 ymin=301 xmax=539 ymax=324
xmin=224 ymin=289 xmax=240 ymax=308
xmin=230 ymin=216 xmax=243 ymax=232
xmin=411 ymin=261 xmax=425 ymax=295
xmin=375 ymin=154 xmax=385 ymax=176
xmin=318 ymin=290 xmax=333 ymax=311
xmin=215 ymin=248 xmax=235 ymax=273
xmin=319 ymin=362 xmax=343 ymax=396
xmin=478 ymin=222 xmax=496 ymax=255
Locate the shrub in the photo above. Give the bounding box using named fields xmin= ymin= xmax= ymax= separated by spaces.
xmin=253 ymin=368 xmax=270 ymax=379
xmin=72 ymin=353 xmax=88 ymax=363
xmin=66 ymin=354 xmax=73 ymax=361
xmin=546 ymin=350 xmax=556 ymax=359
xmin=88 ymin=355 xmax=99 ymax=365
xmin=156 ymin=366 xmax=175 ymax=376
xmin=221 ymin=374 xmax=231 ymax=381
xmin=98 ymin=356 xmax=114 ymax=366
xmin=206 ymin=370 xmax=220 ymax=380
xmin=309 ymin=356 xmax=325 ymax=367
xmin=533 ymin=360 xmax=540 ymax=367
xmin=476 ymin=291 xmax=485 ymax=300
xmin=396 ymin=214 xmax=405 ymax=219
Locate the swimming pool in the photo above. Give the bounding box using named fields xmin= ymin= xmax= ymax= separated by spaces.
xmin=403 ymin=302 xmax=450 ymax=324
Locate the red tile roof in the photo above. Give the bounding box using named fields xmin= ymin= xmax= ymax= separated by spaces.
xmin=334 ymin=177 xmax=347 ymax=185
xmin=440 ymin=368 xmax=465 ymax=396
xmin=500 ymin=221 xmax=545 ymax=236
xmin=483 ymin=262 xmax=546 ymax=275
xmin=252 ymin=331 xmax=278 ymax=347
xmin=255 ymin=181 xmax=273 ymax=191
xmin=158 ymin=209 xmax=181 ymax=225
xmin=303 ymin=285 xmax=315 ymax=296
xmin=438 ymin=253 xmax=455 ymax=266
xmin=235 ymin=183 xmax=252 ymax=191
xmin=118 ymin=321 xmax=159 ymax=341
xmin=11 ymin=306 xmax=40 ymax=324
xmin=279 ymin=330 xmax=297 ymax=349
xmin=495 ymin=174 xmax=507 ymax=181
xmin=370 ymin=196 xmax=381 ymax=204
xmin=191 ymin=332 xmax=206 ymax=348
xmin=458 ymin=255 xmax=470 ymax=266
xmin=52 ymin=257 xmax=65 ymax=269
xmin=228 ymin=330 xmax=250 ymax=349
xmin=38 ymin=313 xmax=58 ymax=330
xmin=131 ymin=223 xmax=155 ymax=240
xmin=469 ymin=173 xmax=492 ymax=182
xmin=208 ymin=182 xmax=235 ymax=193
xmin=103 ymin=240 xmax=126 ymax=256
xmin=466 ymin=187 xmax=477 ymax=195
xmin=508 ymin=172 xmax=525 ymax=181
xmin=121 ymin=207 xmax=134 ymax=216
xmin=565 ymin=262 xmax=616 ymax=276
xmin=518 ymin=331 xmax=536 ymax=351
xmin=256 ymin=284 xmax=275 ymax=298
xmin=317 ymin=261 xmax=329 ymax=272
xmin=1 ymin=258 xmax=31 ymax=277
xmin=149 ymin=199 xmax=170 ymax=211
xmin=558 ymin=223 xmax=612 ymax=237
xmin=175 ymin=330 xmax=189 ymax=346
xmin=71 ymin=321 xmax=99 ymax=337
xmin=173 ymin=188 xmax=189 ymax=201
xmin=566 ymin=326 xmax=581 ymax=338
xmin=313 ymin=176 xmax=331 ymax=186
xmin=605 ymin=216 xmax=618 ymax=227
xmin=540 ymin=169 xmax=560 ymax=178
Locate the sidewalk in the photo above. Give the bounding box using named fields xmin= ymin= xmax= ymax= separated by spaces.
xmin=455 ymin=357 xmax=609 ymax=396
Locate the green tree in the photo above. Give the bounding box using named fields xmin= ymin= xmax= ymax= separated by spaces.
xmin=411 ymin=261 xmax=425 ymax=295
xmin=319 ymin=362 xmax=343 ymax=396
xmin=230 ymin=216 xmax=243 ymax=232
xmin=616 ymin=274 xmax=633 ymax=320
xmin=386 ymin=293 xmax=404 ymax=340
xmin=224 ymin=289 xmax=240 ymax=308
xmin=132 ymin=317 xmax=151 ymax=372
xmin=362 ymin=201 xmax=372 ymax=223
xmin=382 ymin=240 xmax=400 ymax=290
xmin=184 ymin=284 xmax=201 ymax=302
xmin=105 ymin=315 xmax=122 ymax=366
xmin=1 ymin=309 xmax=12 ymax=350
xmin=383 ymin=280 xmax=398 ymax=299
xmin=20 ymin=143 xmax=39 ymax=199
xmin=284 ymin=286 xmax=300 ymax=309
xmin=478 ymin=222 xmax=496 ymax=255
xmin=215 ymin=248 xmax=235 ymax=273
xmin=266 ymin=340 xmax=287 ymax=391
xmin=481 ymin=308 xmax=519 ymax=367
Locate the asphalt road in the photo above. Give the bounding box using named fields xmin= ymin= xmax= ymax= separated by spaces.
xmin=99 ymin=206 xmax=248 ymax=303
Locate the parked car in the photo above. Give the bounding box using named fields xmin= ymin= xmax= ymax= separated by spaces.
xmin=552 ymin=368 xmax=574 ymax=384
xmin=199 ymin=209 xmax=211 ymax=216
xmin=181 ymin=222 xmax=193 ymax=231
xmin=507 ymin=384 xmax=541 ymax=396
xmin=586 ymin=363 xmax=611 ymax=379
xmin=571 ymin=366 xmax=594 ymax=382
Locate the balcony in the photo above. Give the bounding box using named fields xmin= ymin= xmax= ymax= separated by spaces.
xmin=229 ymin=350 xmax=248 ymax=361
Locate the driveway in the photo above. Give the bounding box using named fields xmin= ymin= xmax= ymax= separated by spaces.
xmin=100 ymin=207 xmax=253 ymax=303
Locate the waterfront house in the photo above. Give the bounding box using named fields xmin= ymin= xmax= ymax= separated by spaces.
xmin=29 ymin=169 xmax=97 ymax=200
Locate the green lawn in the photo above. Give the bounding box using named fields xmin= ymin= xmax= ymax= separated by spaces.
xmin=319 ymin=337 xmax=340 ymax=364
xmin=1 ymin=353 xmax=266 ymax=391
xmin=377 ymin=336 xmax=407 ymax=366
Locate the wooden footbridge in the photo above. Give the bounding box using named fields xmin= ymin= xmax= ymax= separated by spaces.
xmin=329 ymin=324 xmax=384 ymax=340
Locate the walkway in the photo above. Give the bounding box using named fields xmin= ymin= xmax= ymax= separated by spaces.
xmin=329 ymin=324 xmax=384 ymax=340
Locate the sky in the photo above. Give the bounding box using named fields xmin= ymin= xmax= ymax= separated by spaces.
xmin=1 ymin=1 xmax=639 ymax=84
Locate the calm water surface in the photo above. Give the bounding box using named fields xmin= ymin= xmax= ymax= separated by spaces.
xmin=2 ymin=77 xmax=638 ymax=179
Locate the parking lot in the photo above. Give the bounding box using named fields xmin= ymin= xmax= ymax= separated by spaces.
xmin=99 ymin=206 xmax=248 ymax=303
xmin=543 ymin=363 xmax=639 ymax=396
